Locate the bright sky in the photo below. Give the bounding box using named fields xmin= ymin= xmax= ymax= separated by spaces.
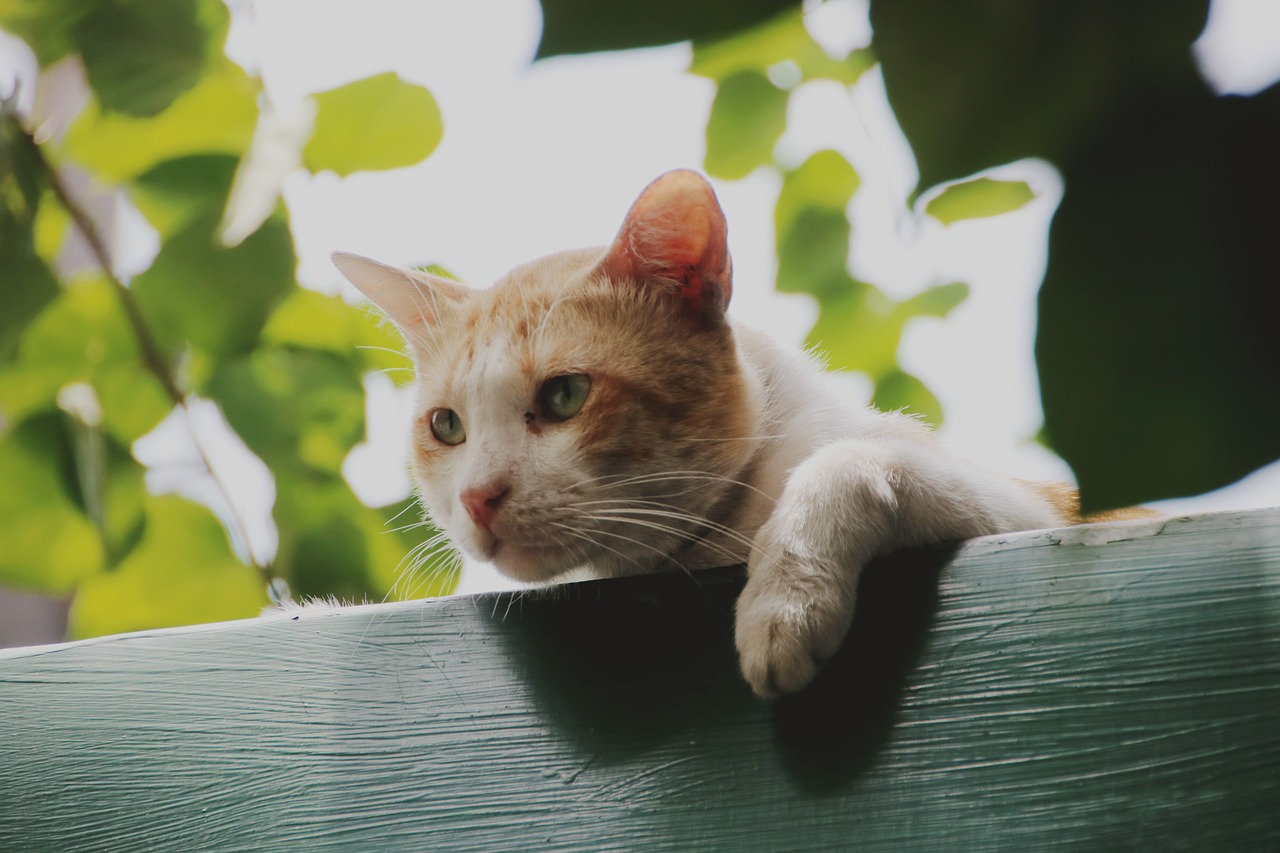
xmin=5 ymin=0 xmax=1279 ymax=592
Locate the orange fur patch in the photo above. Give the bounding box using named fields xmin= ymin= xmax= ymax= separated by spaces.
xmin=1030 ymin=481 xmax=1161 ymax=524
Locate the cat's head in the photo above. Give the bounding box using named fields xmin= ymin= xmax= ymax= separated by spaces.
xmin=334 ymin=170 xmax=761 ymax=583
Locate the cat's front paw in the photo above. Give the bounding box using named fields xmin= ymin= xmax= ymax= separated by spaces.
xmin=734 ymin=548 xmax=855 ymax=699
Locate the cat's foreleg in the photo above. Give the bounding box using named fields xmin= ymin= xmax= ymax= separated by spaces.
xmin=734 ymin=438 xmax=1059 ymax=697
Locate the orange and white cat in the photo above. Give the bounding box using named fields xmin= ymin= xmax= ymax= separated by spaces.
xmin=334 ymin=170 xmax=1127 ymax=698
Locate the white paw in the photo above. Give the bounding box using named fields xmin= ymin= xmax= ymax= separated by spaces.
xmin=734 ymin=548 xmax=855 ymax=698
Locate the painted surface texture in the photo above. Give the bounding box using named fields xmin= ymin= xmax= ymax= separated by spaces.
xmin=1 ymin=509 xmax=1277 ymax=851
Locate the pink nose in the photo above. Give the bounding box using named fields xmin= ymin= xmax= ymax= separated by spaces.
xmin=460 ymin=484 xmax=510 ymax=532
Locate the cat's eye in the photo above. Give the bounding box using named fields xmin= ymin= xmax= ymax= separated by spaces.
xmin=428 ymin=408 xmax=466 ymax=445
xmin=538 ymin=374 xmax=592 ymax=422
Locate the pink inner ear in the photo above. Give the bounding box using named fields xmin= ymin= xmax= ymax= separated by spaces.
xmin=601 ymin=170 xmax=733 ymax=319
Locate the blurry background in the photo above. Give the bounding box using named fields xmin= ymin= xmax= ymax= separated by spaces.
xmin=2 ymin=0 xmax=1278 ymax=647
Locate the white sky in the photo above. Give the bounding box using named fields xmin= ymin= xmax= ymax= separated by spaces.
xmin=4 ymin=0 xmax=1280 ymax=593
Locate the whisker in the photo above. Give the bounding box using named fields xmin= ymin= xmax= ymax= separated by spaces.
xmin=550 ymin=521 xmax=664 ymax=575
xmin=579 ymin=506 xmax=758 ymax=554
xmin=578 ymin=512 xmax=747 ymax=566
xmin=581 ymin=470 xmax=777 ymax=505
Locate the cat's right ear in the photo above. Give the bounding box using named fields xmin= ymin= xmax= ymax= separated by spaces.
xmin=331 ymin=252 xmax=467 ymax=333
xmin=598 ymin=170 xmax=733 ymax=327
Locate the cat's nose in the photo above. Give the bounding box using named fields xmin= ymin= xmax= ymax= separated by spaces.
xmin=460 ymin=483 xmax=510 ymax=532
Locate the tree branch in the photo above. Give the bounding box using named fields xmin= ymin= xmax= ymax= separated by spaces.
xmin=27 ymin=132 xmax=276 ymax=581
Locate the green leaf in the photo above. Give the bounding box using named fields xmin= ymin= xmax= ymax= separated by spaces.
xmin=691 ymin=10 xmax=874 ymax=86
xmin=0 ymin=277 xmax=171 ymax=444
xmin=262 ymin=288 xmax=414 ymax=384
xmin=704 ymin=71 xmax=788 ymax=180
xmin=61 ymin=59 xmax=258 ymax=182
xmin=873 ymin=369 xmax=944 ymax=426
xmin=868 ymin=2 xmax=1210 ymax=193
xmin=923 ymin=177 xmax=1036 ymax=225
xmin=869 ymin=0 xmax=1280 ymax=505
xmin=128 ymin=154 xmax=239 ymax=237
xmin=206 ymin=348 xmax=366 ymax=478
xmin=0 ymin=0 xmax=93 ymax=65
xmin=806 ymin=280 xmax=969 ymax=392
xmin=775 ymin=150 xmax=860 ymax=246
xmin=1037 ymin=84 xmax=1280 ymax=509
xmin=0 ymin=104 xmax=60 ymax=361
xmin=536 ymin=0 xmax=799 ymax=58
xmin=271 ymin=473 xmax=374 ymax=600
xmin=805 ymin=281 xmax=897 ymax=377
xmin=132 ymin=211 xmax=296 ymax=367
xmin=900 ymin=281 xmax=970 ymax=319
xmin=0 ymin=414 xmax=106 ymax=593
xmin=73 ymin=0 xmax=213 ymax=117
xmin=303 ymin=73 xmax=442 ymax=178
xmin=775 ymin=207 xmax=851 ymax=297
xmin=98 ymin=437 xmax=146 ymax=565
xmin=271 ymin=475 xmax=454 ymax=602
xmin=68 ymin=495 xmax=266 ymax=639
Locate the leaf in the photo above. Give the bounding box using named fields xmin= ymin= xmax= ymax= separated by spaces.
xmin=262 ymin=288 xmax=414 ymax=384
xmin=900 ymin=281 xmax=969 ymax=319
xmin=271 ymin=475 xmax=454 ymax=602
xmin=206 ymin=348 xmax=366 ymax=478
xmin=868 ymin=1 xmax=1210 ymax=193
xmin=270 ymin=473 xmax=374 ymax=600
xmin=775 ymin=207 xmax=851 ymax=297
xmin=1037 ymin=84 xmax=1280 ymax=509
xmin=0 ymin=277 xmax=171 ymax=444
xmin=870 ymin=0 xmax=1280 ymax=505
xmin=0 ymin=0 xmax=93 ymax=65
xmin=132 ymin=211 xmax=296 ymax=367
xmin=805 ymin=281 xmax=897 ymax=378
xmin=536 ymin=0 xmax=799 ymax=58
xmin=807 ymin=280 xmax=969 ymax=396
xmin=923 ymin=177 xmax=1036 ymax=225
xmin=704 ymin=71 xmax=789 ymax=180
xmin=98 ymin=437 xmax=146 ymax=564
xmin=68 ymin=495 xmax=266 ymax=639
xmin=873 ymin=369 xmax=943 ymax=426
xmin=129 ymin=154 xmax=239 ymax=237
xmin=0 ymin=103 xmax=60 ymax=361
xmin=72 ymin=0 xmax=213 ymax=117
xmin=0 ymin=414 xmax=106 ymax=593
xmin=303 ymin=73 xmax=442 ymax=178
xmin=775 ymin=149 xmax=860 ymax=245
xmin=61 ymin=59 xmax=258 ymax=182
xmin=691 ymin=10 xmax=874 ymax=86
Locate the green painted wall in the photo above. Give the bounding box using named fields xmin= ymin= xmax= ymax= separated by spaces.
xmin=2 ymin=509 xmax=1278 ymax=851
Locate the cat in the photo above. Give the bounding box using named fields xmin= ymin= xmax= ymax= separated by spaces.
xmin=333 ymin=169 xmax=1147 ymax=698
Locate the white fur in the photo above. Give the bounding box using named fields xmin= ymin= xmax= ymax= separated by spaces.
xmin=725 ymin=323 xmax=1062 ymax=696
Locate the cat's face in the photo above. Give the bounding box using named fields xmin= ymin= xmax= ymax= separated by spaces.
xmin=336 ymin=171 xmax=761 ymax=582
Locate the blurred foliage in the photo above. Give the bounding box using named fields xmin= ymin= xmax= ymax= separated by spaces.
xmin=0 ymin=0 xmax=452 ymax=639
xmin=688 ymin=8 xmax=1014 ymax=426
xmin=6 ymin=0 xmax=1274 ymax=642
xmin=545 ymin=0 xmax=1280 ymax=511
xmin=536 ymin=0 xmax=796 ymax=58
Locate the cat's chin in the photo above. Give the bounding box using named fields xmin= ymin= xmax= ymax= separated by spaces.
xmin=486 ymin=539 xmax=581 ymax=585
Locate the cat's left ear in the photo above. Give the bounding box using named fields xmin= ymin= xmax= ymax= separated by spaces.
xmin=598 ymin=170 xmax=733 ymax=325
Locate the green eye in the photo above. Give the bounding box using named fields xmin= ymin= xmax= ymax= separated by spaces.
xmin=428 ymin=408 xmax=466 ymax=445
xmin=538 ymin=374 xmax=592 ymax=422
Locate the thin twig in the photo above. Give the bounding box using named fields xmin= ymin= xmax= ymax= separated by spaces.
xmin=27 ymin=131 xmax=275 ymax=581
